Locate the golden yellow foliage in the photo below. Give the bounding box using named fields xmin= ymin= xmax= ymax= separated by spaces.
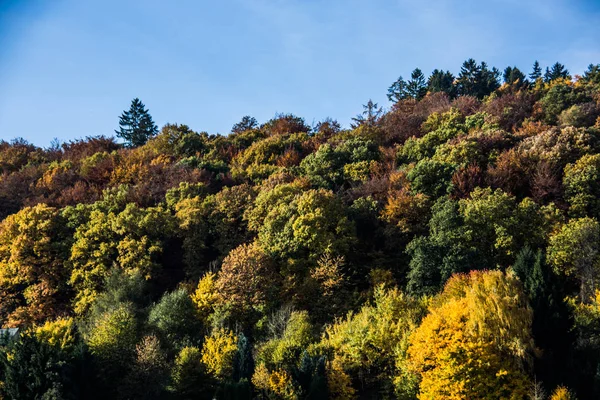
xmin=550 ymin=386 xmax=577 ymax=400
xmin=252 ymin=363 xmax=300 ymax=400
xmin=201 ymin=328 xmax=238 ymax=379
xmin=35 ymin=317 xmax=76 ymax=350
xmin=407 ymin=270 xmax=534 ymax=399
xmin=190 ymin=271 xmax=219 ymax=321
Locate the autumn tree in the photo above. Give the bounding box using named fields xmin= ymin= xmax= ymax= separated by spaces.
xmin=214 ymin=241 xmax=279 ymax=326
xmin=407 ymin=270 xmax=535 ymax=399
xmin=321 ymin=287 xmax=428 ymax=397
xmin=0 ymin=204 xmax=72 ymax=326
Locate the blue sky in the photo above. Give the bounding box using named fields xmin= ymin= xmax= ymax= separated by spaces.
xmin=1 ymin=0 xmax=599 ymax=147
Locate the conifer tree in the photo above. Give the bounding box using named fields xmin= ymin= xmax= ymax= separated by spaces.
xmin=530 ymin=61 xmax=543 ymax=81
xmin=116 ymin=98 xmax=158 ymax=147
xmin=544 ymin=62 xmax=570 ymax=82
xmin=406 ymin=68 xmax=428 ymax=100
xmin=428 ymin=69 xmax=456 ymax=98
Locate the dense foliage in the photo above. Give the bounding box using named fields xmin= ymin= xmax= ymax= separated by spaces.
xmin=1 ymin=60 xmax=600 ymax=399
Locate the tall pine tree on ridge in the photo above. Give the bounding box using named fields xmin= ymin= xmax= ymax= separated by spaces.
xmin=116 ymin=98 xmax=158 ymax=147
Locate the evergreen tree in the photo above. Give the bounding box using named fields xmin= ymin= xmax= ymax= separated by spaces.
xmin=530 ymin=61 xmax=543 ymax=81
xmin=231 ymin=116 xmax=258 ymax=133
xmin=351 ymin=99 xmax=382 ymax=128
xmin=387 ymin=76 xmax=409 ymax=102
xmin=544 ymin=62 xmax=570 ymax=82
xmin=406 ymin=68 xmax=428 ymax=100
xmin=503 ymin=66 xmax=527 ymax=86
xmin=456 ymin=59 xmax=500 ymax=98
xmin=388 ymin=69 xmax=428 ymax=101
xmin=582 ymin=64 xmax=600 ymax=85
xmin=428 ymin=69 xmax=456 ymax=98
xmin=116 ymin=98 xmax=158 ymax=147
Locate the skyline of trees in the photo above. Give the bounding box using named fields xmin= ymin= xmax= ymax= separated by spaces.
xmin=0 ymin=58 xmax=600 ymax=399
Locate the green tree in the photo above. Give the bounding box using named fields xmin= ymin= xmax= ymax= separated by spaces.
xmin=547 ymin=217 xmax=600 ymax=302
xmin=582 ymin=64 xmax=600 ymax=85
xmin=544 ymin=62 xmax=571 ymax=82
xmin=406 ymin=159 xmax=456 ymax=198
xmin=530 ymin=60 xmax=543 ymax=81
xmin=427 ymin=69 xmax=455 ymax=97
xmin=148 ymin=288 xmax=203 ymax=351
xmin=170 ymin=346 xmax=213 ymax=399
xmin=232 ymin=116 xmax=258 ymax=133
xmin=387 ymin=76 xmax=409 ymax=103
xmin=85 ymin=303 xmax=138 ymax=396
xmin=351 ymin=99 xmax=383 ymax=128
xmin=0 ymin=332 xmax=85 ymax=400
xmin=504 ymin=66 xmax=527 ymax=86
xmin=321 ymin=286 xmax=428 ymax=398
xmin=116 ymin=98 xmax=158 ymax=147
xmin=456 ymin=58 xmax=500 ymax=98
xmin=564 ymin=154 xmax=600 ymax=218
xmin=407 ymin=68 xmax=428 ymax=100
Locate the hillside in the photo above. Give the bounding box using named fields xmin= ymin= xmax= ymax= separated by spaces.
xmin=1 ymin=62 xmax=600 ymax=399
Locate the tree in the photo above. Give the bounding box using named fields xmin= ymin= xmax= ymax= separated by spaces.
xmin=201 ymin=328 xmax=238 ymax=380
xmin=0 ymin=204 xmax=72 ymax=326
xmin=85 ymin=303 xmax=138 ymax=396
xmin=214 ymin=241 xmax=279 ymax=325
xmin=504 ymin=66 xmax=527 ymax=86
xmin=582 ymin=64 xmax=600 ymax=85
xmin=351 ymin=100 xmax=383 ymax=128
xmin=321 ymin=287 xmax=428 ymax=397
xmin=231 ymin=116 xmax=258 ymax=133
xmin=120 ymin=335 xmax=169 ymax=400
xmin=406 ymin=159 xmax=456 ymax=198
xmin=148 ymin=288 xmax=203 ymax=351
xmin=407 ymin=270 xmax=534 ymax=399
xmin=387 ymin=76 xmax=409 ymax=103
xmin=388 ymin=69 xmax=428 ymax=102
xmin=456 ymin=58 xmax=500 ymax=99
xmin=530 ymin=61 xmax=543 ymax=81
xmin=547 ymin=217 xmax=600 ymax=302
xmin=170 ymin=346 xmax=213 ymax=399
xmin=544 ymin=62 xmax=571 ymax=82
xmin=564 ymin=154 xmax=600 ymax=218
xmin=0 ymin=332 xmax=84 ymax=400
xmin=427 ymin=69 xmax=455 ymax=97
xmin=116 ymin=98 xmax=158 ymax=147
xmin=407 ymin=68 xmax=427 ymax=100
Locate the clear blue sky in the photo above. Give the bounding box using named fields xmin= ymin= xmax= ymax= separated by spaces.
xmin=1 ymin=0 xmax=599 ymax=147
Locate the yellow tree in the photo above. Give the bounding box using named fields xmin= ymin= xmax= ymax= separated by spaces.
xmin=0 ymin=204 xmax=72 ymax=326
xmin=407 ymin=270 xmax=535 ymax=399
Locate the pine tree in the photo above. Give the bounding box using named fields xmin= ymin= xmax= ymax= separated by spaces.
xmin=456 ymin=59 xmax=500 ymax=99
xmin=116 ymin=98 xmax=158 ymax=147
xmin=428 ymin=69 xmax=456 ymax=98
xmin=351 ymin=99 xmax=383 ymax=128
xmin=231 ymin=116 xmax=258 ymax=133
xmin=407 ymin=68 xmax=428 ymax=100
xmin=503 ymin=66 xmax=527 ymax=86
xmin=387 ymin=76 xmax=409 ymax=103
xmin=544 ymin=62 xmax=570 ymax=82
xmin=530 ymin=61 xmax=542 ymax=81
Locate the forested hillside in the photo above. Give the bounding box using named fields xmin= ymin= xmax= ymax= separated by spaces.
xmin=1 ymin=60 xmax=600 ymax=399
